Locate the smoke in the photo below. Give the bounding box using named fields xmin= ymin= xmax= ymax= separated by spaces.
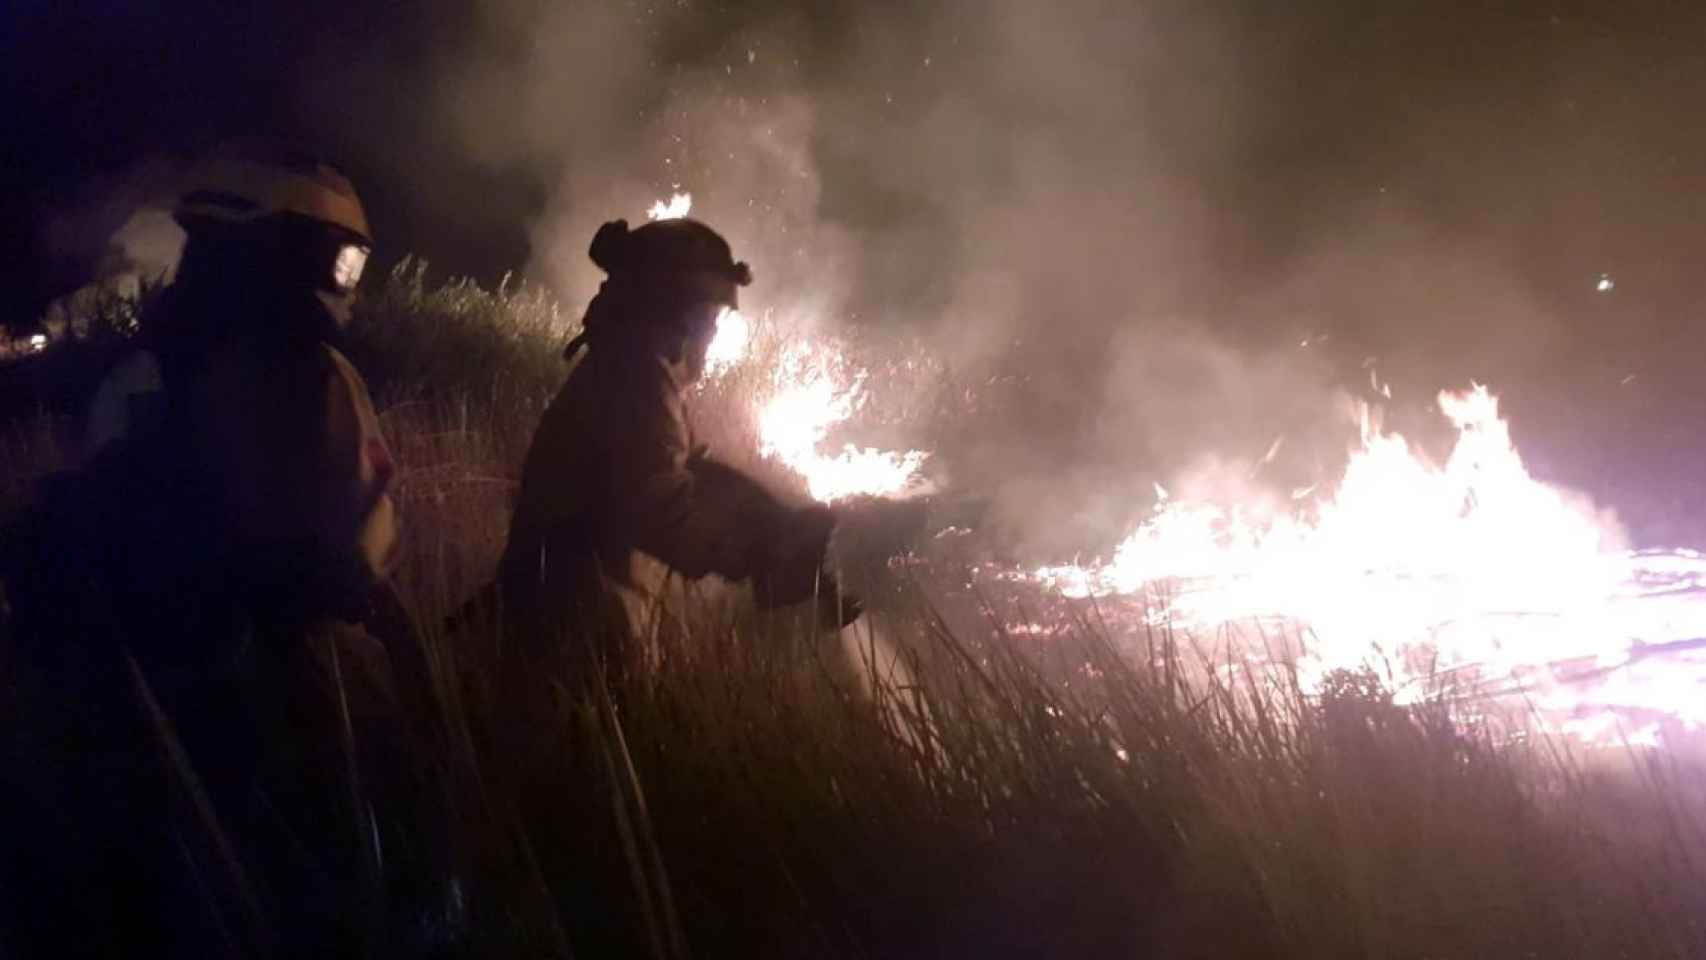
xmin=416 ymin=2 xmax=1272 ymax=550
xmin=428 ymin=3 xmax=1223 ymax=307
xmin=34 ymin=0 xmax=1687 ymax=550
xmin=483 ymin=15 xmax=1208 ymax=316
xmin=12 ymin=0 xmax=1706 ymax=554
xmin=422 ymin=0 xmax=1638 ymax=555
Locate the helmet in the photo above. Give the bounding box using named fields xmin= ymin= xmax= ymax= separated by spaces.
xmin=176 ymin=142 xmax=371 ymax=241
xmin=175 ymin=142 xmax=373 ymax=294
xmin=588 ymin=218 xmax=752 ymax=308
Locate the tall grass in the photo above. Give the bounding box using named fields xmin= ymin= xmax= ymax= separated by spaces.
xmin=3 ymin=269 xmax=1705 ymax=958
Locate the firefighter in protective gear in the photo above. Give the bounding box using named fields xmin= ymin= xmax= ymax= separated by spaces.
xmin=497 ymin=215 xmax=858 ymax=672
xmin=0 ymin=144 xmax=424 ymax=953
xmin=75 ymin=142 xmax=399 ymax=634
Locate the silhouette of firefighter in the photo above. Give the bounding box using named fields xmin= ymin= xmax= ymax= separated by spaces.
xmin=496 ymin=215 xmax=860 ymax=676
xmin=0 ymin=143 xmax=437 ymax=954
xmin=11 ymin=143 xmax=401 ymax=647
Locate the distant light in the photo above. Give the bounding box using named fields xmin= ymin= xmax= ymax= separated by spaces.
xmin=1596 ymin=274 xmax=1615 ymax=293
xmin=28 ymin=333 xmax=47 ymax=352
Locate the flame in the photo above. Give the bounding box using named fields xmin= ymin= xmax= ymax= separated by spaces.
xmin=635 ymin=191 xmax=1706 ymax=747
xmin=647 ymin=185 xmax=1704 ymax=745
xmin=705 ymin=307 xmax=750 ymax=375
xmin=641 ymin=191 xmax=746 ymax=374
xmin=646 ymin=191 xmax=930 ymax=503
xmin=1031 ymin=384 xmax=1706 ymax=746
xmin=647 ymin=192 xmax=694 ymax=221
xmin=755 ymin=340 xmax=929 ymax=503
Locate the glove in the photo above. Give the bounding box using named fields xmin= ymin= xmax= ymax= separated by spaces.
xmin=751 ymin=504 xmax=864 ymax=629
xmin=811 ymin=576 xmax=864 ymax=631
xmin=754 ymin=558 xmax=863 ymax=631
xmin=830 ymin=495 xmax=930 ymax=563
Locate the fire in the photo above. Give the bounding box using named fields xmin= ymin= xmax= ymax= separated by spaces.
xmin=645 ymin=191 xmax=749 ymax=375
xmin=640 ymin=189 xmax=1706 ymax=746
xmin=755 ymin=339 xmax=929 ymax=503
xmin=647 ymin=191 xmax=694 ymax=221
xmin=1032 ymin=384 xmax=1706 ymax=746
xmin=705 ymin=306 xmax=750 ymax=376
xmin=646 ymin=191 xmax=929 ymax=502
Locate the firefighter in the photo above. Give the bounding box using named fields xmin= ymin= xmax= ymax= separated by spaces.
xmin=1 ymin=143 xmax=431 ymax=954
xmin=496 ymin=215 xmax=859 ymax=677
xmin=69 ymin=142 xmax=400 ymax=639
xmin=11 ymin=142 xmax=417 ymax=690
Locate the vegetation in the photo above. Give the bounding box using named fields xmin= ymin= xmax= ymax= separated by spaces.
xmin=3 ymin=267 xmax=1704 ymax=958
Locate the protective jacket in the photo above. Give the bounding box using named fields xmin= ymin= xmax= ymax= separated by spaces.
xmin=12 ymin=286 xmax=399 ymax=659
xmin=498 ymin=321 xmax=819 ymax=660
xmin=0 ymin=287 xmax=421 ymax=957
xmin=103 ymin=344 xmax=393 ymax=565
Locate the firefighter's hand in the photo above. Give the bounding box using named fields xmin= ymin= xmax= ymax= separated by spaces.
xmin=753 ymin=556 xmax=864 ymax=630
xmin=813 ymin=578 xmax=864 ymax=631
xmin=752 ymin=504 xmax=838 ymax=609
xmin=826 ymin=495 xmax=930 ymax=564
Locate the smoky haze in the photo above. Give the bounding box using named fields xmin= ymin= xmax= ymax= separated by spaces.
xmin=419 ymin=0 xmax=1298 ymax=553
xmin=414 ymin=0 xmax=1706 ymax=553
xmin=15 ymin=0 xmax=1706 ymax=550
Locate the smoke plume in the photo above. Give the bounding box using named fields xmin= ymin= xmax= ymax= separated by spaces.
xmin=27 ymin=0 xmax=1706 ymax=548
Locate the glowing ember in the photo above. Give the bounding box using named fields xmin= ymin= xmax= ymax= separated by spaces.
xmin=756 ymin=340 xmax=930 ymax=503
xmin=647 ymin=192 xmax=694 ymax=221
xmin=1029 ymin=384 xmax=1706 ymax=747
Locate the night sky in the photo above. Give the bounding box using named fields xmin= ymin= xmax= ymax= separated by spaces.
xmin=8 ymin=0 xmax=1706 ymax=544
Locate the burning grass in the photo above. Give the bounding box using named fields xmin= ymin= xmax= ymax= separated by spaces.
xmin=3 ymin=266 xmax=1706 ymax=957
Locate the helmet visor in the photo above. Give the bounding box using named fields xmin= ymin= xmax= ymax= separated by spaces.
xmin=330 ymin=243 xmax=370 ymax=293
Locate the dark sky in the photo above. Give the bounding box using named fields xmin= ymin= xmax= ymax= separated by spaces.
xmin=3 ymin=0 xmax=533 ymax=301
xmin=8 ymin=0 xmax=1706 ymax=544
xmin=11 ymin=2 xmax=1706 ymax=302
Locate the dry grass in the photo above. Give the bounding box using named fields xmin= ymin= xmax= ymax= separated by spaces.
xmin=3 ymin=268 xmax=1705 ymax=958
